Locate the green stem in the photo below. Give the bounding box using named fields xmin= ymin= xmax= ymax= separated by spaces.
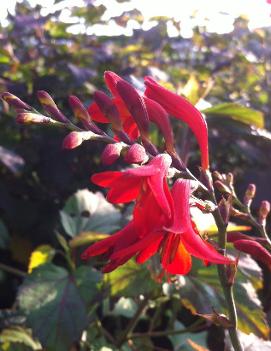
xmin=212 ymin=204 xmax=243 ymax=351
xmin=117 ymin=298 xmax=149 ymax=347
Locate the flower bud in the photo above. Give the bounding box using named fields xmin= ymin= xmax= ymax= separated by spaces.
xmin=94 ymin=91 xmax=122 ymax=131
xmin=62 ymin=131 xmax=96 ymax=149
xmin=233 ymin=239 xmax=271 ymax=269
xmin=37 ymin=90 xmax=68 ymax=123
xmin=16 ymin=113 xmax=55 ymax=124
xmin=259 ymin=200 xmax=270 ymax=225
xmin=243 ymin=183 xmax=256 ymax=207
xmin=213 ymin=171 xmax=223 ymax=181
xmin=214 ymin=180 xmax=231 ymax=195
xmin=115 ymin=79 xmax=149 ymax=137
xmin=1 ymin=92 xmax=32 ymax=111
xmin=226 ymin=172 xmax=234 ymax=186
xmin=218 ymin=197 xmax=231 ymax=224
xmin=101 ymin=143 xmax=122 ymax=165
xmin=124 ymin=143 xmax=148 ymax=164
xmin=69 ymin=95 xmax=91 ymax=122
xmin=230 ymin=207 xmax=249 ymax=221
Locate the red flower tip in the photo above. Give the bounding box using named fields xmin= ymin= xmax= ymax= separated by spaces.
xmin=93 ymin=91 xmax=122 ymax=131
xmin=101 ymin=143 xmax=122 ymax=165
xmin=69 ymin=95 xmax=90 ymax=122
xmin=115 ymin=79 xmax=149 ymax=137
xmin=124 ymin=143 xmax=148 ymax=164
xmin=144 ymin=76 xmax=209 ymax=170
xmin=1 ymin=92 xmax=32 ymax=111
xmin=37 ymin=90 xmax=68 ymax=123
xmin=104 ymin=71 xmax=122 ymax=97
xmin=233 ymin=239 xmax=271 ymax=269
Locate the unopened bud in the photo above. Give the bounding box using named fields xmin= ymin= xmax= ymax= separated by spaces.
xmin=233 ymin=239 xmax=271 ymax=269
xmin=218 ymin=197 xmax=231 ymax=224
xmin=115 ymin=79 xmax=149 ymax=137
xmin=243 ymin=183 xmax=256 ymax=207
xmin=16 ymin=113 xmax=56 ymax=125
xmin=213 ymin=171 xmax=223 ymax=181
xmin=37 ymin=90 xmax=68 ymax=123
xmin=259 ymin=200 xmax=270 ymax=224
xmin=1 ymin=92 xmax=32 ymax=111
xmin=214 ymin=180 xmax=231 ymax=195
xmin=124 ymin=143 xmax=148 ymax=164
xmin=62 ymin=131 xmax=95 ymax=149
xmin=69 ymin=95 xmax=91 ymax=122
xmin=69 ymin=95 xmax=103 ymax=135
xmin=94 ymin=91 xmax=122 ymax=131
xmin=101 ymin=143 xmax=122 ymax=165
xmin=226 ymin=172 xmax=234 ymax=186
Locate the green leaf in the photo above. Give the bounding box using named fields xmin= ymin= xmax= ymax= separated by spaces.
xmin=17 ymin=263 xmax=90 ymax=351
xmin=203 ymin=103 xmax=264 ymax=129
xmin=0 ymin=220 xmax=10 ymax=249
xmin=179 ymin=254 xmax=268 ymax=338
xmin=60 ymin=190 xmax=121 ymax=238
xmin=74 ymin=265 xmax=102 ymax=306
xmin=105 ymin=260 xmax=159 ymax=297
xmin=0 ymin=327 xmax=41 ymax=350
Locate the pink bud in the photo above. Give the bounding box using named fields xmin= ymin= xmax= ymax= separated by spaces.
xmin=227 ymin=232 xmax=267 ymax=245
xmin=37 ymin=91 xmax=68 ymax=123
xmin=101 ymin=143 xmax=122 ymax=165
xmin=16 ymin=113 xmax=53 ymax=124
xmin=69 ymin=95 xmax=90 ymax=122
xmin=214 ymin=180 xmax=231 ymax=195
xmin=94 ymin=91 xmax=122 ymax=131
xmin=259 ymin=200 xmax=270 ymax=224
xmin=1 ymin=92 xmax=32 ymax=111
xmin=115 ymin=79 xmax=149 ymax=137
xmin=243 ymin=183 xmax=256 ymax=207
xmin=124 ymin=143 xmax=148 ymax=164
xmin=62 ymin=131 xmax=95 ymax=149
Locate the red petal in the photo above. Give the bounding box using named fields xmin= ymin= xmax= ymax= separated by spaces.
xmin=144 ymin=77 xmax=209 ymax=170
xmin=91 ymin=171 xmax=122 ymax=187
xmin=107 ymin=176 xmax=141 ymax=203
xmin=136 ymin=233 xmax=164 ymax=263
xmin=88 ymin=102 xmax=109 ymax=123
xmin=163 ymin=240 xmax=192 ymax=275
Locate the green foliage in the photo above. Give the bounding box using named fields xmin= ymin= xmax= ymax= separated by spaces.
xmin=17 ymin=263 xmax=101 ymax=351
xmin=60 ymin=190 xmax=122 ymax=237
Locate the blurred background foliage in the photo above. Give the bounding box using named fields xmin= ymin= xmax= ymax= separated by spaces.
xmin=1 ymin=1 xmax=271 ymax=350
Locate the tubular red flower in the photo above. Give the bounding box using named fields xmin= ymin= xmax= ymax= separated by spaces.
xmin=144 ymin=77 xmax=209 ymax=170
xmin=91 ymin=153 xmax=172 ymax=217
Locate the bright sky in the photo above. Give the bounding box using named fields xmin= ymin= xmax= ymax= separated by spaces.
xmin=1 ymin=0 xmax=271 ymax=37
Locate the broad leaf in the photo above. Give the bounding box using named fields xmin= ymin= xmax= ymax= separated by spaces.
xmin=105 ymin=260 xmax=159 ymax=297
xmin=18 ymin=263 xmax=100 ymax=351
xmin=203 ymin=103 xmax=264 ymax=129
xmin=60 ymin=190 xmax=121 ymax=237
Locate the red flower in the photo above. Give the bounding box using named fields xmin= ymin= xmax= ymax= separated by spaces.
xmin=91 ymin=153 xmax=172 ymax=218
xmin=144 ymin=77 xmax=209 ymax=170
xmin=82 ymin=177 xmax=232 ymax=275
